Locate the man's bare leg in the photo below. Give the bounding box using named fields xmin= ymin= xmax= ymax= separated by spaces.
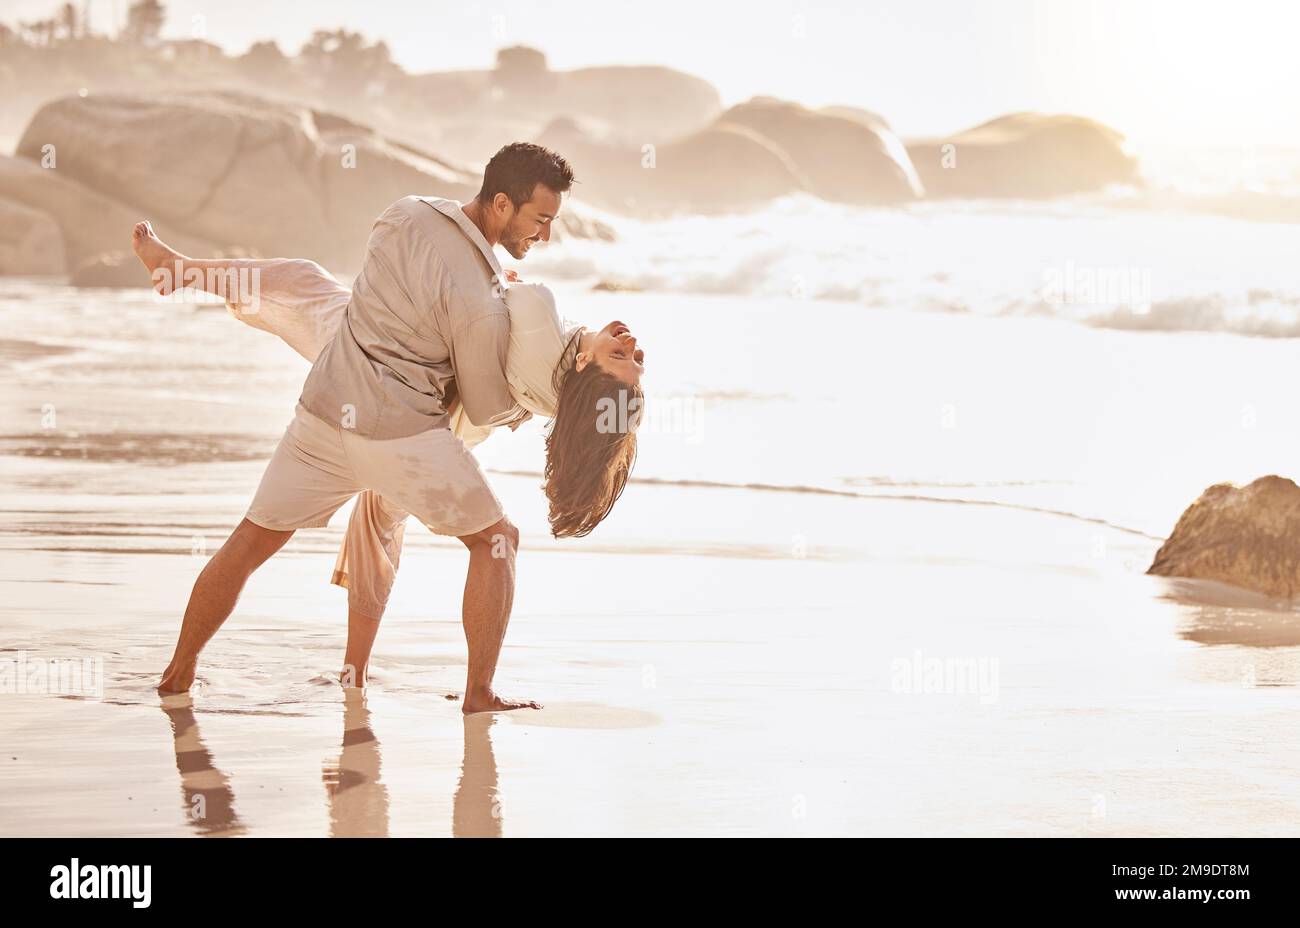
xmin=341 ymin=609 xmax=381 ymax=687
xmin=457 ymin=518 xmax=541 ymax=714
xmin=158 ymin=518 xmax=295 ymax=694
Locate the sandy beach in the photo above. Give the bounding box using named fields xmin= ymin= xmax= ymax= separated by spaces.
xmin=5 ymin=276 xmax=1300 ymax=836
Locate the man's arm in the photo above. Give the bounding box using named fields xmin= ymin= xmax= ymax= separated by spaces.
xmin=451 ymin=313 xmax=524 ymax=428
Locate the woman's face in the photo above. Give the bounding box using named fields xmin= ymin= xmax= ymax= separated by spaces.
xmin=579 ymin=320 xmax=645 ymax=384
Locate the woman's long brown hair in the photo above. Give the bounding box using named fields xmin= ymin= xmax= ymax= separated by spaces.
xmin=543 ymin=330 xmax=644 ymax=538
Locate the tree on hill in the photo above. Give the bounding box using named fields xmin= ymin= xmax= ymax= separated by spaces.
xmin=122 ymin=0 xmax=164 ymax=45
xmin=239 ymin=39 xmax=291 ymax=81
xmin=300 ymin=27 xmax=398 ymax=99
xmin=57 ymin=2 xmax=80 ymax=39
xmin=19 ymin=17 xmax=58 ymax=45
xmin=492 ymin=45 xmax=555 ymax=95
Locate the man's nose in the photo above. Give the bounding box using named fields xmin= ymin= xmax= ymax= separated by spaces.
xmin=539 ymin=222 xmax=551 ymax=243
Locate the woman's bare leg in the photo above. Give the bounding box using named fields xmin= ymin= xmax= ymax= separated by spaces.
xmin=132 ymin=220 xmax=251 ymax=300
xmin=341 ymin=610 xmax=381 ymax=687
xmin=333 ymin=492 xmax=410 ymax=688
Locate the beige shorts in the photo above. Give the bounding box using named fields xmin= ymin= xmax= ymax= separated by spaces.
xmin=246 ymin=403 xmax=505 ymax=537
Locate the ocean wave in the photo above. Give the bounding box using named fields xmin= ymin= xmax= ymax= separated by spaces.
xmin=0 ymin=432 xmax=277 ymax=464
xmin=486 ymin=468 xmax=1162 ymax=540
xmin=1078 ymin=296 xmax=1300 ymax=338
xmin=0 ymin=339 xmax=79 ymax=364
xmin=522 ymin=191 xmax=1300 ymax=338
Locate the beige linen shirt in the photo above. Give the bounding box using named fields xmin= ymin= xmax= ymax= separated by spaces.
xmin=300 ymin=196 xmax=528 ymax=438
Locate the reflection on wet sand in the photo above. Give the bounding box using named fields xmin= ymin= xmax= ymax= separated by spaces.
xmin=1157 ymin=577 xmax=1300 ymax=649
xmin=322 ymin=688 xmax=391 ymax=838
xmin=160 ymin=694 xmax=246 ymax=837
xmin=454 ymin=714 xmax=502 ymax=838
xmin=158 ymin=684 xmax=512 ymax=837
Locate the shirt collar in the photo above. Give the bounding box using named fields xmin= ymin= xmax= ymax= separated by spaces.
xmin=416 ymin=196 xmax=509 ymax=291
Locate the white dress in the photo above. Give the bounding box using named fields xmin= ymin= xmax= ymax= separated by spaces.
xmin=222 ymin=257 xmax=582 ymax=618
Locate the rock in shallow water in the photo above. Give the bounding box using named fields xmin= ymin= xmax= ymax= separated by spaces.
xmin=1148 ymin=475 xmax=1300 ymax=598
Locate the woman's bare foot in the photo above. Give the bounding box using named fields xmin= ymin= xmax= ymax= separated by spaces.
xmin=462 ymin=689 xmax=543 ymax=714
xmin=131 ymin=220 xmax=185 ymax=295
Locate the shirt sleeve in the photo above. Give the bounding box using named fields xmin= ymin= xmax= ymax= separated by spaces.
xmin=447 ymin=398 xmax=494 ymax=450
xmin=451 ymin=312 xmax=520 ymax=428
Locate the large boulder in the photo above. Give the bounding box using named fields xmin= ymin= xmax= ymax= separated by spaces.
xmin=12 ymin=90 xmax=612 ymax=276
xmin=717 ymin=97 xmax=923 ymax=204
xmin=907 ymin=113 xmax=1139 ymax=199
xmin=819 ymin=105 xmax=893 ymax=133
xmin=403 ymin=60 xmax=723 ymax=166
xmin=1148 ymin=476 xmax=1300 ymax=598
xmin=558 ymin=65 xmax=723 ymax=142
xmin=0 ymin=196 xmax=66 ymax=276
xmin=537 ymin=117 xmax=808 ymax=216
xmin=0 ymin=155 xmax=219 ymax=271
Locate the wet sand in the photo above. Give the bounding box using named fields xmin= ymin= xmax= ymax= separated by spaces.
xmin=4 ymin=281 xmax=1300 ymax=835
xmin=5 ymin=467 xmax=1300 ymax=836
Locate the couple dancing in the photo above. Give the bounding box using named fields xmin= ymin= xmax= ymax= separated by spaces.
xmin=134 ymin=143 xmax=645 ymax=713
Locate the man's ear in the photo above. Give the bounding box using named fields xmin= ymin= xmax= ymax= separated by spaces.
xmin=491 ymin=191 xmax=514 ymax=217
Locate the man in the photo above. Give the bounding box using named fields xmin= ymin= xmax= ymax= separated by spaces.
xmin=157 ymin=143 xmax=575 ymax=714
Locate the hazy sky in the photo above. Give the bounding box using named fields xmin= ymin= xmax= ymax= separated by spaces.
xmin=8 ymin=0 xmax=1300 ymax=144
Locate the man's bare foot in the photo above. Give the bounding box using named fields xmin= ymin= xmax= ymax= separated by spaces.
xmin=462 ymin=689 xmax=543 ymax=714
xmin=131 ymin=220 xmax=185 ymax=295
xmin=157 ymin=662 xmax=196 ymax=695
xmin=338 ymin=664 xmax=368 ymax=688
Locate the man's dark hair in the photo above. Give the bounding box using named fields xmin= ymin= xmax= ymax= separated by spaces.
xmin=477 ymin=142 xmax=575 ymax=208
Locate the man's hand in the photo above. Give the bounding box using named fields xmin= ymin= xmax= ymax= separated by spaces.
xmin=505 ymin=269 xmax=520 ymax=283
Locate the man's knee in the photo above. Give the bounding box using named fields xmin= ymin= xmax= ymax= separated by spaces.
xmin=226 ymin=518 xmax=294 ymax=564
xmin=459 ymin=517 xmax=518 ymax=558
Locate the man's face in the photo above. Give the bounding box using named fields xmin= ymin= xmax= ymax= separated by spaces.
xmin=497 ymin=183 xmax=562 ymax=260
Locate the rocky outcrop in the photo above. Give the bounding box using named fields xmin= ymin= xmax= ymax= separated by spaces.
xmin=559 ymin=65 xmax=723 ymax=142
xmin=819 ymin=105 xmax=893 ymax=133
xmin=1148 ymin=476 xmax=1300 ymax=598
xmin=0 ymin=155 xmax=219 ymax=271
xmin=15 ymin=91 xmax=475 ymax=274
xmin=404 ymin=57 xmax=723 ymax=165
xmin=907 ymin=113 xmax=1139 ymax=199
xmin=537 ymin=117 xmax=808 ymax=216
xmin=0 ymin=196 xmax=66 ymax=276
xmin=536 ymin=96 xmax=926 ymax=215
xmin=9 ymin=90 xmax=613 ymax=278
xmin=67 ymin=251 xmax=151 ymax=288
xmin=718 ymin=97 xmax=923 ymax=204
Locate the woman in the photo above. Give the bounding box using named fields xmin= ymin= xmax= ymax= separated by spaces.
xmin=131 ymin=220 xmax=645 ymax=684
